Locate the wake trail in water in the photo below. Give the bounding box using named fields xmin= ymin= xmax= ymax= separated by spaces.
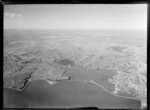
xmin=45 ymin=79 xmax=140 ymax=101
xmin=67 ymin=79 xmax=141 ymax=101
xmin=88 ymin=80 xmax=139 ymax=100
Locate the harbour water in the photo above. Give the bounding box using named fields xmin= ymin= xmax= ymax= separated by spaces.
xmin=3 ymin=58 xmax=141 ymax=108
xmin=4 ymin=80 xmax=141 ymax=108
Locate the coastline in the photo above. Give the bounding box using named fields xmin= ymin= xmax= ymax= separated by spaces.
xmin=4 ymin=78 xmax=145 ymax=109
xmin=3 ymin=79 xmax=58 ymax=91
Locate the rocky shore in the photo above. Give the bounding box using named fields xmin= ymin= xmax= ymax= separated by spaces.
xmin=3 ymin=43 xmax=70 ymax=91
xmin=4 ymin=36 xmax=147 ymax=98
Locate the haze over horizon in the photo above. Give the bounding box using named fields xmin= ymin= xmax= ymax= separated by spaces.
xmin=4 ymin=4 xmax=147 ymax=31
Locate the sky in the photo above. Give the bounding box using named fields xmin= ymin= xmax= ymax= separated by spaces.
xmin=4 ymin=4 xmax=147 ymax=30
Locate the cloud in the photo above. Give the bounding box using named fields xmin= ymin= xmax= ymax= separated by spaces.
xmin=4 ymin=12 xmax=22 ymax=18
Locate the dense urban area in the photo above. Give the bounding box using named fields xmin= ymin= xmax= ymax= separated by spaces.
xmin=4 ymin=30 xmax=147 ymax=98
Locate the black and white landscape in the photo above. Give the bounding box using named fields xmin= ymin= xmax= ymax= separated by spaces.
xmin=4 ymin=4 xmax=147 ymax=109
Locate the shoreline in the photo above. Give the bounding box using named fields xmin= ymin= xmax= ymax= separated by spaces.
xmin=4 ymin=78 xmax=146 ymax=101
xmin=4 ymin=78 xmax=146 ymax=109
xmin=3 ymin=79 xmax=58 ymax=91
xmin=3 ymin=64 xmax=146 ymax=108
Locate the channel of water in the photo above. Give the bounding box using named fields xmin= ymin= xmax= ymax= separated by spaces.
xmin=3 ymin=58 xmax=142 ymax=108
